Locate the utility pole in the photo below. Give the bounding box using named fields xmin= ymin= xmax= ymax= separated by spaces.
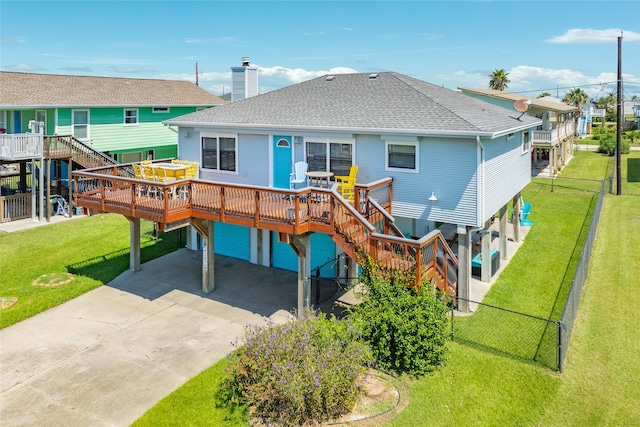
xmin=195 ymin=61 xmax=199 ymax=86
xmin=616 ymin=34 xmax=622 ymax=195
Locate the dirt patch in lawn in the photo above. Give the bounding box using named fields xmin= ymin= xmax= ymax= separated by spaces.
xmin=1 ymin=297 xmax=18 ymax=310
xmin=32 ymin=272 xmax=75 ymax=287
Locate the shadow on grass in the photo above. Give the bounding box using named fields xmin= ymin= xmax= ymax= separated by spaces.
xmin=67 ymin=230 xmax=184 ymax=284
xmin=628 ymin=158 xmax=640 ymax=182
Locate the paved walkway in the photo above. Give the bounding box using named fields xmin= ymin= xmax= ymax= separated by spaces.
xmin=0 ymin=249 xmax=297 ymax=426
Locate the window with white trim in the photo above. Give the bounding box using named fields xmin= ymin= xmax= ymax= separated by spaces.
xmin=36 ymin=110 xmax=46 ymax=133
xmin=124 ymin=109 xmax=138 ymax=125
xmin=522 ymin=131 xmax=531 ymax=154
xmin=305 ymin=138 xmax=354 ymax=176
xmin=202 ymin=133 xmax=237 ymax=172
xmin=72 ymin=109 xmax=89 ymax=140
xmin=385 ymin=140 xmax=418 ymax=173
xmin=152 ymin=107 xmax=169 ymax=113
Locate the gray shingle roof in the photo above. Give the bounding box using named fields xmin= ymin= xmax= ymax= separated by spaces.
xmin=0 ymin=71 xmax=226 ymax=107
xmin=167 ymin=72 xmax=540 ymax=136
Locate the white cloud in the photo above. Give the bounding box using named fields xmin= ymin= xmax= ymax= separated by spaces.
xmin=546 ymin=28 xmax=640 ymax=44
xmin=183 ymin=36 xmax=238 ymax=44
xmin=439 ymin=65 xmax=639 ymax=99
xmin=1 ymin=36 xmax=26 ymax=45
xmin=257 ymin=65 xmax=357 ymax=83
xmin=303 ymin=31 xmax=326 ymax=36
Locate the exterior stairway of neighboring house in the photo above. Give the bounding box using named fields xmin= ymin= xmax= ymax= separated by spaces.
xmin=44 ymin=135 xmax=119 ymax=170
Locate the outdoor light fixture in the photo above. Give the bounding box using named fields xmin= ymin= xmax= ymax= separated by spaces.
xmin=428 ymin=192 xmax=438 ymax=203
xmin=185 ymin=131 xmax=192 ymax=138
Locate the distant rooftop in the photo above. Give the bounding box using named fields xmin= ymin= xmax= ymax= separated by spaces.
xmin=0 ymin=71 xmax=226 ymax=108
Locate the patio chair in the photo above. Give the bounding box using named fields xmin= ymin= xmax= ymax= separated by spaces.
xmin=186 ymin=164 xmax=198 ymax=178
xmin=290 ymin=161 xmax=308 ymax=189
xmin=335 ymin=165 xmax=358 ymax=203
xmin=56 ymin=197 xmax=69 ymax=217
xmin=521 ymin=202 xmax=532 ymax=220
xmin=171 ymin=159 xmax=181 ymax=164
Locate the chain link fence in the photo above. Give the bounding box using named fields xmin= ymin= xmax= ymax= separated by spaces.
xmin=452 ymin=180 xmax=606 ymax=371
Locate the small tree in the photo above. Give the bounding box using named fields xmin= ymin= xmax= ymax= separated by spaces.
xmin=597 ymin=131 xmax=630 ymax=155
xmin=349 ymin=256 xmax=450 ymax=377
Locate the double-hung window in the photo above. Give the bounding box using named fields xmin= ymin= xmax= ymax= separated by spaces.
xmin=202 ymin=133 xmax=237 ymax=172
xmin=385 ymin=140 xmax=418 ymax=173
xmin=72 ymin=110 xmax=89 ymax=140
xmin=124 ymin=108 xmax=138 ymax=125
xmin=521 ymin=131 xmax=531 ymax=154
xmin=305 ymin=138 xmax=354 ymax=176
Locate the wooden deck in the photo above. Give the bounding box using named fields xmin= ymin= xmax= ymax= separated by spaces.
xmin=72 ymin=162 xmax=458 ymax=297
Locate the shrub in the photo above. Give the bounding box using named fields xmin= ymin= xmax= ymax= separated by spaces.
xmin=349 ymin=256 xmax=450 ymax=377
xmin=218 ymin=309 xmax=372 ymax=426
xmin=597 ymin=131 xmax=630 ymax=155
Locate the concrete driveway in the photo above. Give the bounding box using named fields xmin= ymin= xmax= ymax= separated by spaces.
xmin=0 ymin=249 xmax=298 ymax=426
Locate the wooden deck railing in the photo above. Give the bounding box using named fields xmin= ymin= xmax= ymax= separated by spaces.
xmin=72 ymin=162 xmax=457 ymax=297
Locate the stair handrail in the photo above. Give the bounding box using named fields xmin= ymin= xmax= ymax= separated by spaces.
xmin=367 ymin=196 xmax=405 ymax=238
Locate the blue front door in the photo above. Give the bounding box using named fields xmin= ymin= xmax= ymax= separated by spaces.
xmin=13 ymin=111 xmax=21 ymax=133
xmin=273 ymin=135 xmax=292 ymax=188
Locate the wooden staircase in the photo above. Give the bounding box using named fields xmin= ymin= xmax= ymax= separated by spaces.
xmin=44 ymin=135 xmax=119 ymax=170
xmin=328 ymin=191 xmax=458 ymax=297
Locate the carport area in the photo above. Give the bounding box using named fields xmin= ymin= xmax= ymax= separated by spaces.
xmin=0 ymin=249 xmax=301 ymax=426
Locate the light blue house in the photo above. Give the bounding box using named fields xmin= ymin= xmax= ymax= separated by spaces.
xmin=165 ymin=72 xmax=541 ymax=308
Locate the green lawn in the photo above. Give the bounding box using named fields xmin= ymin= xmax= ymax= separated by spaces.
xmin=3 ymin=150 xmax=638 ymax=425
xmin=137 ymin=150 xmax=640 ymax=425
xmin=0 ymin=214 xmax=182 ymax=328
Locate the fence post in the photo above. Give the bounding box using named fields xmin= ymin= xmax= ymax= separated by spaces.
xmin=557 ymin=320 xmax=563 ymax=372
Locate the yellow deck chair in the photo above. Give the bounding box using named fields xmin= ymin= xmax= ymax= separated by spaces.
xmin=171 ymin=159 xmax=181 ymax=164
xmin=185 ymin=165 xmax=197 ymax=178
xmin=335 ymin=165 xmax=358 ymax=202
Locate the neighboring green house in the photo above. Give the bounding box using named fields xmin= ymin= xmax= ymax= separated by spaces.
xmin=0 ymin=71 xmax=225 ymax=162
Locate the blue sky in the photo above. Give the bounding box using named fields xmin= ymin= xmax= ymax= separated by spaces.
xmin=2 ymin=0 xmax=639 ymax=100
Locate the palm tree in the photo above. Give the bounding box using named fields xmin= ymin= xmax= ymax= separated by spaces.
xmin=488 ymin=69 xmax=510 ymax=91
xmin=538 ymin=92 xmax=552 ymax=98
xmin=563 ymin=88 xmax=589 ymax=113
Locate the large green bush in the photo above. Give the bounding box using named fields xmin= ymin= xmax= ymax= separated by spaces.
xmin=218 ymin=310 xmax=372 ymax=426
xmin=597 ymin=131 xmax=630 ymax=155
xmin=349 ymin=257 xmax=450 ymax=377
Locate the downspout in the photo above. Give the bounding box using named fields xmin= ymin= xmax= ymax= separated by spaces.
xmin=476 ymin=135 xmax=485 ymax=227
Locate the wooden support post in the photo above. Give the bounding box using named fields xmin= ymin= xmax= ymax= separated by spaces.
xmin=499 ymin=204 xmax=507 ymax=260
xmin=512 ymin=193 xmax=522 ymax=243
xmin=202 ymin=220 xmax=215 ymax=294
xmin=290 ymin=233 xmax=311 ymax=316
xmin=46 ymin=158 xmax=51 ymax=222
xmin=456 ymin=227 xmax=471 ymax=312
xmin=128 ymin=216 xmax=141 ymax=272
xmin=190 ymin=218 xmax=215 ymax=293
xmin=480 ymin=219 xmax=492 ymax=283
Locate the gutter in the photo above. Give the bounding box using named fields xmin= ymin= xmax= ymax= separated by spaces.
xmin=161 ymin=120 xmax=499 ymax=139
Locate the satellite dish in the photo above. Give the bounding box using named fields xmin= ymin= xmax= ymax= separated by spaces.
xmin=514 ymin=99 xmax=532 ymax=112
xmin=512 ymin=99 xmax=532 ymax=120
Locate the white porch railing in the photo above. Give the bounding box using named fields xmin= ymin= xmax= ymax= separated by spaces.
xmin=532 ymin=121 xmax=576 ymax=145
xmin=0 ymin=134 xmax=43 ymax=160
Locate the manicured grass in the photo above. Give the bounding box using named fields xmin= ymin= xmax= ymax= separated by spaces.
xmin=537 ymin=195 xmax=640 ymax=425
xmin=0 ymin=214 xmax=183 ymax=328
xmin=132 ymin=358 xmax=248 ymax=427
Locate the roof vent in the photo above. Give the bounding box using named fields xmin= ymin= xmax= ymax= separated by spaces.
xmin=326 ymin=75 xmax=335 ymax=81
xmin=369 ymin=73 xmax=379 ymax=79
